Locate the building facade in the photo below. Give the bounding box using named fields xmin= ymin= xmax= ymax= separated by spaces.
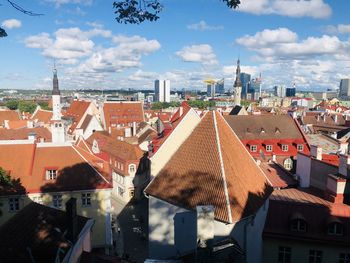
xmin=155 ymin=79 xmax=171 ymax=103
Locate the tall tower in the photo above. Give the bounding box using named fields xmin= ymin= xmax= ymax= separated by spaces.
xmin=51 ymin=67 xmax=65 ymax=143
xmin=233 ymin=59 xmax=242 ymax=105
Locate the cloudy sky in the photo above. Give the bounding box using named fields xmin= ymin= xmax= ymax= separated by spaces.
xmin=1 ymin=0 xmax=350 ymax=91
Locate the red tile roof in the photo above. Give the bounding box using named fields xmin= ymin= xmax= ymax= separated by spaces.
xmin=260 ymin=162 xmax=297 ymax=189
xmin=64 ymin=100 xmax=91 ymax=133
xmin=31 ymin=109 xmax=53 ymax=123
xmin=0 ymin=143 xmax=112 ymax=195
xmin=265 ymin=188 xmax=350 ymax=245
xmin=0 ymin=127 xmax=51 ymax=141
xmin=145 ymin=111 xmax=273 ymax=223
xmin=0 ymin=110 xmax=20 ymax=125
xmin=103 ymin=101 xmax=144 ymax=129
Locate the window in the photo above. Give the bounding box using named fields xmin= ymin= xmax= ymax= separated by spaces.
xmin=339 ymin=253 xmax=350 ymax=263
xmin=129 ymin=189 xmax=135 ymax=198
xmin=291 ymin=219 xmax=307 ymax=232
xmin=266 ymin=145 xmax=273 ymax=152
xmin=250 ymin=145 xmax=257 ymax=152
xmin=297 ymin=144 xmax=304 ymax=151
xmin=328 ymin=222 xmax=343 ymax=236
xmin=282 ymin=144 xmax=289 ymax=152
xmin=8 ymin=197 xmax=19 ymax=212
xmin=46 ymin=169 xmax=57 ymax=180
xmin=309 ymin=250 xmax=322 ymax=263
xmin=278 ymin=246 xmax=291 ymax=263
xmin=32 ymin=196 xmax=43 ymax=204
xmin=82 ymin=193 xmax=91 ymax=207
xmin=284 ymin=158 xmax=293 ymax=171
xmin=53 ymin=195 xmax=62 ymax=208
xmin=129 ymin=164 xmax=136 ymax=173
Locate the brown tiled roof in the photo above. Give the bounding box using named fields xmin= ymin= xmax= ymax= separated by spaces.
xmin=265 ymin=188 xmax=350 ymax=245
xmin=80 ymin=114 xmax=93 ymax=132
xmin=0 ymin=202 xmax=89 ymax=263
xmin=224 ymin=115 xmax=304 ymax=140
xmin=0 ymin=127 xmax=51 ymax=141
xmin=0 ymin=110 xmax=20 ymax=124
xmin=145 ymin=111 xmax=273 ymax=223
xmin=86 ymin=131 xmax=144 ymax=162
xmin=64 ymin=100 xmax=91 ymax=133
xmin=31 ymin=109 xmax=53 ymax=123
xmin=259 ymin=162 xmax=297 ymax=189
xmin=301 ymin=114 xmax=346 ymax=127
xmin=103 ymin=101 xmax=144 ymax=129
xmin=0 ymin=143 xmax=112 ymax=195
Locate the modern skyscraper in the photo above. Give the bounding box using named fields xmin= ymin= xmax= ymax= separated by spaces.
xmin=155 ymin=79 xmax=171 ymax=102
xmin=339 ymin=79 xmax=350 ymax=98
xmin=215 ymin=79 xmax=225 ymax=94
xmin=240 ymin=73 xmax=251 ymax=99
xmin=286 ymin=88 xmax=296 ymax=97
xmin=233 ymin=59 xmax=242 ymax=106
xmin=274 ymin=86 xmax=286 ymax=98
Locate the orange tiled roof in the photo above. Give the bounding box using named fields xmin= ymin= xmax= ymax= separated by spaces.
xmin=145 ymin=111 xmax=273 ymax=223
xmin=103 ymin=101 xmax=144 ymax=129
xmin=0 ymin=110 xmax=20 ymax=124
xmin=31 ymin=109 xmax=53 ymax=123
xmin=0 ymin=143 xmax=112 ymax=195
xmin=0 ymin=127 xmax=51 ymax=141
xmin=64 ymin=100 xmax=91 ymax=133
xmin=6 ymin=120 xmax=27 ymax=129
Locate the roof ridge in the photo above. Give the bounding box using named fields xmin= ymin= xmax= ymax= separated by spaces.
xmin=213 ymin=111 xmax=233 ymax=223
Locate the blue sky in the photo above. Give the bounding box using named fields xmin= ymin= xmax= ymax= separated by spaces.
xmin=1 ymin=0 xmax=350 ymax=91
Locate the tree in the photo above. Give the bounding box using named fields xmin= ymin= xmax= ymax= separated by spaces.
xmin=5 ymin=99 xmax=19 ymax=110
xmin=18 ymin=101 xmax=37 ymax=113
xmin=113 ymin=0 xmax=241 ymax=24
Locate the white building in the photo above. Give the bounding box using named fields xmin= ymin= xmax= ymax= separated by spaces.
xmin=155 ymin=79 xmax=171 ymax=103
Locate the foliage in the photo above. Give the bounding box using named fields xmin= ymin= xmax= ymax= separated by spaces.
xmin=151 ymin=100 xmax=216 ymax=110
xmin=38 ymin=101 xmax=52 ymax=111
xmin=0 ymin=167 xmax=13 ymax=187
xmin=18 ymin=101 xmax=37 ymax=113
xmin=151 ymin=101 xmax=180 ymax=110
xmin=114 ymin=0 xmax=241 ymax=24
xmin=5 ymin=100 xmax=19 ymax=110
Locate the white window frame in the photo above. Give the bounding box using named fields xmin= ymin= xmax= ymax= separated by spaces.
xmin=284 ymin=158 xmax=293 ymax=171
xmin=339 ymin=253 xmax=350 ymax=263
xmin=297 ymin=144 xmax=304 ymax=151
xmin=82 ymin=193 xmax=92 ymax=207
xmin=309 ymin=250 xmax=322 ymax=263
xmin=46 ymin=169 xmax=57 ymax=180
xmin=282 ymin=144 xmax=289 ymax=152
xmin=328 ymin=222 xmax=343 ymax=236
xmin=278 ymin=246 xmax=291 ymax=263
xmin=8 ymin=197 xmax=19 ymax=212
xmin=118 ymin=187 xmax=124 ymax=197
xmin=53 ymin=194 xmax=62 ymax=208
xmin=266 ymin=145 xmax=273 ymax=152
xmin=250 ymin=145 xmax=257 ymax=152
xmin=291 ymin=219 xmax=307 ymax=232
xmin=129 ymin=164 xmax=136 ymax=174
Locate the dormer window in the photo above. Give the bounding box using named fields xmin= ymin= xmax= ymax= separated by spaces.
xmin=290 ymin=218 xmax=307 ymax=232
xmin=46 ymin=169 xmax=57 ymax=180
xmin=266 ymin=145 xmax=273 ymax=152
xmin=284 ymin=158 xmax=293 ymax=171
xmin=250 ymin=145 xmax=257 ymax=152
xmin=260 ymin=128 xmax=265 ymax=134
xmin=327 ymin=222 xmax=343 ymax=236
xmin=282 ymin=145 xmax=289 ymax=152
xmin=297 ymin=144 xmax=304 ymax=151
xmin=275 ymin=127 xmax=280 ymax=134
xmin=129 ymin=164 xmax=136 ymax=174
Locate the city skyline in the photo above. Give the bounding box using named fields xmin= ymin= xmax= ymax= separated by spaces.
xmin=1 ymin=0 xmax=350 ymax=91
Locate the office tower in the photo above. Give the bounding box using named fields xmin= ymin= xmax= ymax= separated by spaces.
xmin=155 ymin=79 xmax=171 ymax=102
xmin=339 ymin=79 xmax=350 ymax=98
xmin=274 ymin=86 xmax=286 ymax=98
xmin=240 ymin=73 xmax=251 ymax=99
xmin=215 ymin=79 xmax=225 ymax=94
xmin=286 ymin=88 xmax=296 ymax=97
xmin=250 ymin=77 xmax=262 ymax=100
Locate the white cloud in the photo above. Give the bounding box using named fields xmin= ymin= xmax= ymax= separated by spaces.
xmin=44 ymin=0 xmax=93 ymax=8
xmin=1 ymin=19 xmax=22 ymax=29
xmin=325 ymin=24 xmax=350 ymax=34
xmin=187 ymin=20 xmax=224 ymax=31
xmin=238 ymin=0 xmax=332 ymax=19
xmin=25 ymin=33 xmax=53 ymax=49
xmin=176 ymin=44 xmax=218 ymax=65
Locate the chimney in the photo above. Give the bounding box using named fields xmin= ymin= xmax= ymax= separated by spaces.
xmin=4 ymin=120 xmax=9 ymax=129
xmin=66 ymin=198 xmax=78 ymax=242
xmin=317 ymin=114 xmax=320 ymax=122
xmin=310 ymin=145 xmax=322 ymax=160
xmin=323 ymin=114 xmax=326 ymax=122
xmin=325 ymin=174 xmax=346 ymax=204
xmin=124 ymin=127 xmax=131 ymax=138
xmin=27 ymin=120 xmax=34 ymax=128
xmin=132 ymin=122 xmax=137 ymax=136
xmin=334 ymin=114 xmax=338 ymax=123
xmin=179 ymin=106 xmax=183 ymax=117
xmin=108 ymin=126 xmax=111 ymax=134
xmin=339 ymin=142 xmax=348 ymax=155
xmin=272 ymin=154 xmax=276 ymax=162
xmin=339 ymin=154 xmax=350 ymax=177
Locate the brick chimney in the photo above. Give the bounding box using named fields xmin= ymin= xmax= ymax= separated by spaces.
xmin=66 ymin=198 xmax=78 ymax=242
xmin=325 ymin=174 xmax=346 ymax=204
xmin=310 ymin=145 xmax=322 ymax=160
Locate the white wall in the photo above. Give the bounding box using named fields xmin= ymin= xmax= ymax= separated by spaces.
xmin=296 ymin=153 xmax=311 ymax=187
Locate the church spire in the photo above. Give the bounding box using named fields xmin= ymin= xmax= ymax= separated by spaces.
xmin=52 ymin=63 xmax=60 ymax=95
xmin=234 ymin=58 xmax=242 ymax=88
xmin=233 ymin=58 xmax=242 ymax=106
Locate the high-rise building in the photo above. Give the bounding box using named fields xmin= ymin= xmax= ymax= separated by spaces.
xmin=286 ymin=88 xmax=296 ymax=97
xmin=155 ymin=79 xmax=171 ymax=102
xmin=274 ymin=86 xmax=286 ymax=98
xmin=207 ymin=83 xmax=215 ymax=97
xmin=215 ymin=79 xmax=225 ymax=94
xmin=339 ymin=79 xmax=350 ymax=98
xmin=240 ymin=73 xmax=251 ymax=99
xmin=250 ymin=76 xmax=262 ymax=100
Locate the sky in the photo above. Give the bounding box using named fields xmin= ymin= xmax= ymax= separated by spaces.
xmin=1 ymin=0 xmax=350 ymax=91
